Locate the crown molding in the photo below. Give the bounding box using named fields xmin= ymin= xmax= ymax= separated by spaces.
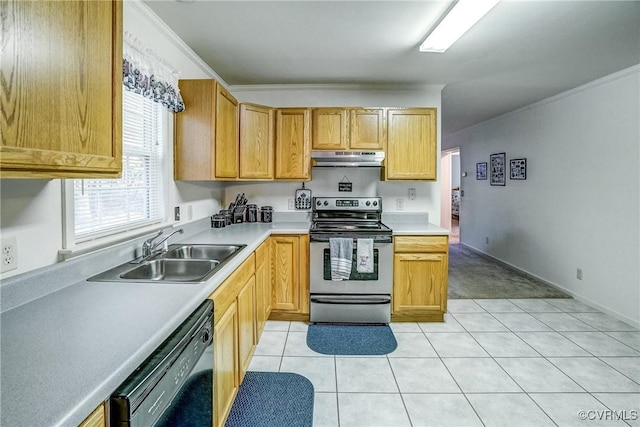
xmin=126 ymin=0 xmax=227 ymax=85
xmin=230 ymin=83 xmax=445 ymax=93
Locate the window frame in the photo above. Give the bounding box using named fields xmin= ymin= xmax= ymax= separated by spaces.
xmin=61 ymin=92 xmax=174 ymax=258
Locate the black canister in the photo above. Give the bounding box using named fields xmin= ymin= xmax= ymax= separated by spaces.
xmin=260 ymin=206 xmax=273 ymax=223
xmin=211 ymin=214 xmax=226 ymax=228
xmin=246 ymin=204 xmax=258 ymax=223
xmin=219 ymin=209 xmax=232 ymax=226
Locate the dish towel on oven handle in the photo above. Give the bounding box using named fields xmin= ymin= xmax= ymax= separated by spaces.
xmin=329 ymin=238 xmax=352 ymax=281
xmin=356 ymin=238 xmax=374 ymax=273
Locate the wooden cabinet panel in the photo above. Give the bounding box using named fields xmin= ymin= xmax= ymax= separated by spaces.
xmin=275 ymin=109 xmax=311 ymax=180
xmin=271 ymin=236 xmax=300 ymax=312
xmin=1 ymin=0 xmax=122 ymax=178
xmin=394 ymin=236 xmax=449 ymax=253
xmin=392 ymin=234 xmax=448 ymax=322
xmin=270 ymin=234 xmax=309 ymax=319
xmin=385 ymin=108 xmax=437 ymax=181
xmin=214 ymin=85 xmax=239 ymax=179
xmin=349 ymin=109 xmax=384 ymax=150
xmin=237 ymin=275 xmax=256 ymax=382
xmin=78 ymin=403 xmax=105 ymax=427
xmin=393 ymin=253 xmax=447 ymax=312
xmin=239 ymin=103 xmax=274 ymax=180
xmin=312 ymin=108 xmax=349 ymax=150
xmin=213 ymin=301 xmax=238 ymax=427
xmin=255 ymin=239 xmax=272 ymax=338
xmin=174 ymin=79 xmax=215 ymax=180
xmin=174 ymin=80 xmax=239 ymax=180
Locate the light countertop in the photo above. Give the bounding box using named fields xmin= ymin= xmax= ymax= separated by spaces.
xmin=0 ymin=221 xmax=307 ymax=427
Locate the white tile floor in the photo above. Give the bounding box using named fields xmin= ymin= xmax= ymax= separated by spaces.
xmin=248 ymin=299 xmax=640 ymax=427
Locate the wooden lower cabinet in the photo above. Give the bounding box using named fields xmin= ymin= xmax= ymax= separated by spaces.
xmin=209 ymin=253 xmax=255 ymax=427
xmin=270 ymin=234 xmax=309 ymax=321
xmin=78 ymin=403 xmax=105 ymax=427
xmin=237 ymin=275 xmax=256 ymax=382
xmin=392 ymin=235 xmax=448 ymax=322
xmin=213 ymin=301 xmax=238 ymax=427
xmin=255 ymin=239 xmax=272 ymax=339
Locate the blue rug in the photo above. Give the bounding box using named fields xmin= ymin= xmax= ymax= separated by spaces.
xmin=306 ymin=324 xmax=398 ymax=355
xmin=225 ymin=371 xmax=314 ymax=427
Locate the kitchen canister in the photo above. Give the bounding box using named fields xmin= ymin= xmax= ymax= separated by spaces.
xmin=260 ymin=206 xmax=273 ymax=223
xmin=246 ymin=204 xmax=258 ymax=223
xmin=219 ymin=209 xmax=232 ymax=226
xmin=211 ymin=214 xmax=226 ymax=228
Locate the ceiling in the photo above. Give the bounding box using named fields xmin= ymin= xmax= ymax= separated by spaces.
xmin=145 ymin=1 xmax=640 ymax=137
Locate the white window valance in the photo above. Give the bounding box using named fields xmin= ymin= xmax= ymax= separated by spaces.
xmin=122 ymin=31 xmax=185 ymax=113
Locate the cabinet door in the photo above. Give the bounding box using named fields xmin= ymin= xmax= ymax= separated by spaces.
xmin=174 ymin=80 xmax=216 ymax=180
xmin=275 ymin=109 xmax=311 ymax=180
xmin=312 ymin=108 xmax=349 ymax=150
xmin=271 ymin=236 xmax=301 ymax=311
xmin=393 ymin=253 xmax=447 ymax=314
xmin=349 ymin=109 xmax=384 ymax=150
xmin=270 ymin=235 xmax=309 ymax=314
xmin=237 ymin=275 xmax=256 ymax=382
xmin=255 ymin=239 xmax=272 ymax=338
xmin=214 ymin=301 xmax=238 ymax=427
xmin=78 ymin=403 xmax=105 ymax=427
xmin=239 ymin=103 xmax=274 ymax=180
xmin=385 ymin=108 xmax=437 ymax=180
xmin=1 ymin=0 xmax=122 ymax=178
xmin=215 ymin=84 xmax=239 ymax=179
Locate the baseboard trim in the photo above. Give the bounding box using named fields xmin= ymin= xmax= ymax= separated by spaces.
xmin=458 ymin=243 xmax=640 ymax=329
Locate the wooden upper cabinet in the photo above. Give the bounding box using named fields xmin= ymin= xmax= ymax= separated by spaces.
xmin=215 ymin=85 xmax=239 ymax=179
xmin=239 ymin=103 xmax=274 ymax=180
xmin=1 ymin=0 xmax=123 ymax=178
xmin=384 ymin=108 xmax=437 ymax=181
xmin=349 ymin=109 xmax=384 ymax=150
xmin=311 ymin=108 xmax=384 ymax=151
xmin=275 ymin=108 xmax=311 ymax=180
xmin=312 ymin=108 xmax=349 ymax=150
xmin=174 ymin=79 xmax=238 ymax=180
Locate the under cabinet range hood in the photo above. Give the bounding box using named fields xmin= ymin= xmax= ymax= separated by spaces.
xmin=311 ymin=151 xmax=385 ymax=167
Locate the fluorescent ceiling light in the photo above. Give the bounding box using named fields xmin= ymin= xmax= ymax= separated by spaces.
xmin=420 ymin=0 xmax=500 ymax=53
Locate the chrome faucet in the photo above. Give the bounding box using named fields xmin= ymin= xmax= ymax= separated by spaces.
xmin=142 ymin=228 xmax=184 ymax=258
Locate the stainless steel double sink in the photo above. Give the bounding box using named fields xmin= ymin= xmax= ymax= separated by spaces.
xmin=89 ymin=244 xmax=246 ymax=283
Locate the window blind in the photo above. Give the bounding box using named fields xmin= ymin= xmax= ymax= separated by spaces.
xmin=74 ymin=90 xmax=165 ymax=241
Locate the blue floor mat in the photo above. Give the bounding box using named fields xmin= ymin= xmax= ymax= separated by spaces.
xmin=306 ymin=324 xmax=398 ymax=355
xmin=225 ymin=371 xmax=314 ymax=427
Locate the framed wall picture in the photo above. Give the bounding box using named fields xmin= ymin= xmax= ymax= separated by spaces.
xmin=490 ymin=152 xmax=506 ymax=186
xmin=510 ymin=158 xmax=527 ymax=180
xmin=476 ymin=162 xmax=487 ymax=180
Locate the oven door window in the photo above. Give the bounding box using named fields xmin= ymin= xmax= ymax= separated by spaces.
xmin=322 ymin=249 xmax=379 ymax=280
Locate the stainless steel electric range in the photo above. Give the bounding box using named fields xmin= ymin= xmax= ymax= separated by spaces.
xmin=309 ymin=197 xmax=393 ymax=324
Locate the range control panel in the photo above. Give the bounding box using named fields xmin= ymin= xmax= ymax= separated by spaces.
xmin=312 ymin=197 xmax=382 ymax=211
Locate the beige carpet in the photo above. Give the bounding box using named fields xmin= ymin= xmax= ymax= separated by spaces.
xmin=448 ymin=244 xmax=570 ymax=299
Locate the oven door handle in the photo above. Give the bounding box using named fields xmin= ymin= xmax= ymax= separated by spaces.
xmin=310 ymin=296 xmax=391 ymax=305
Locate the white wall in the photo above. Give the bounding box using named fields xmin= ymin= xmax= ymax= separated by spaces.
xmin=443 ymin=66 xmax=640 ymax=326
xmin=0 ymin=1 xmax=224 ymax=279
xmin=228 ymin=85 xmax=444 ymax=223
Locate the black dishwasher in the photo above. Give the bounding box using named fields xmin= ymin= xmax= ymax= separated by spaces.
xmin=110 ymin=300 xmax=214 ymax=427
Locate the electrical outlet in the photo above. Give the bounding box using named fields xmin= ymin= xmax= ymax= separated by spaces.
xmin=174 ymin=206 xmax=181 ymax=221
xmin=396 ymin=198 xmax=404 ymax=210
xmin=2 ymin=236 xmax=18 ymax=273
xmin=187 ymin=205 xmax=193 ymax=221
xmin=408 ymin=188 xmax=416 ymax=200
xmin=288 ymin=199 xmax=295 ymax=210
xmin=576 ymin=268 xmax=583 ymax=280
